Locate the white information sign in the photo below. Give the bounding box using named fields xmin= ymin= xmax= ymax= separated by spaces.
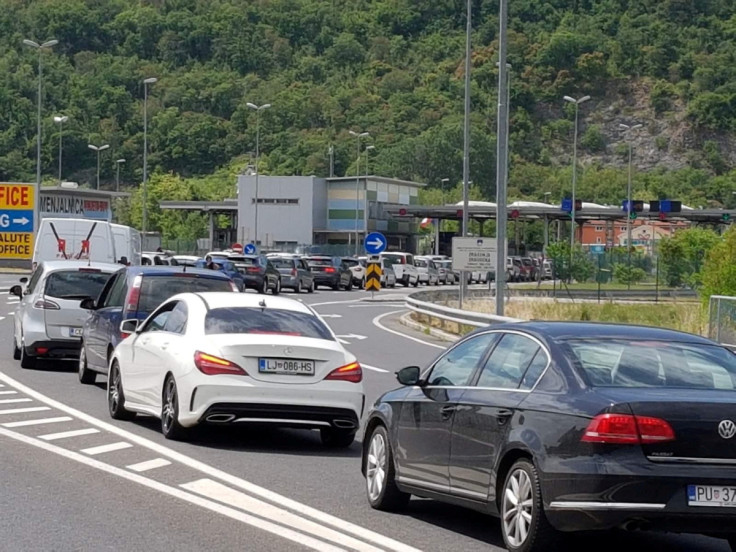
xmin=452 ymin=237 xmax=500 ymax=271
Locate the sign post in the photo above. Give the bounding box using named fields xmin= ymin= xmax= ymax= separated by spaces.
xmin=452 ymin=237 xmax=500 ymax=309
xmin=0 ymin=183 xmax=35 ymax=261
xmin=364 ymin=255 xmax=382 ymax=295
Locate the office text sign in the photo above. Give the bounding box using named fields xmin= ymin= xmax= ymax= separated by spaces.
xmin=0 ymin=183 xmax=35 ymax=259
xmin=452 ymin=237 xmax=498 ymax=271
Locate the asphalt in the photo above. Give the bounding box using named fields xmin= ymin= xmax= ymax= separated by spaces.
xmin=0 ymin=283 xmax=731 ymax=552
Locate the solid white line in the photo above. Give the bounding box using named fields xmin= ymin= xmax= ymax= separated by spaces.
xmin=39 ymin=428 xmax=100 ymax=441
xmin=81 ymin=442 xmax=133 ymax=455
xmin=0 ymin=406 xmax=51 ymax=416
xmin=372 ymin=310 xmax=446 ymax=350
xmin=0 ymin=371 xmax=422 ymax=552
xmin=7 ymin=312 xmax=14 ymax=315
xmin=183 ymin=479 xmax=383 ymax=552
xmin=0 ymin=398 xmax=32 ymax=405
xmin=2 ymin=416 xmax=73 ymax=428
xmin=126 ymin=458 xmax=172 ymax=472
xmin=337 ymin=338 xmax=349 ymax=345
xmin=309 ymin=299 xmax=361 ymax=308
xmin=0 ymin=426 xmax=347 ymax=552
xmin=362 ymin=364 xmax=389 ymax=374
xmin=0 ymin=390 xmax=18 ymax=395
xmin=0 ymin=317 xmax=4 ymax=321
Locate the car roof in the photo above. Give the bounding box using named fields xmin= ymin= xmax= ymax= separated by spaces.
xmin=179 ymin=292 xmax=314 ymax=315
xmin=124 ymin=266 xmax=231 ymax=279
xmin=479 ymin=320 xmax=716 ymax=346
xmin=39 ymin=260 xmax=121 ymax=272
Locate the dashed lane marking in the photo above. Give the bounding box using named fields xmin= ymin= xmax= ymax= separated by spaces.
xmin=0 ymin=390 xmax=18 ymax=395
xmin=2 ymin=416 xmax=73 ymax=428
xmin=81 ymin=442 xmax=133 ymax=455
xmin=0 ymin=398 xmax=32 ymax=405
xmin=39 ymin=428 xmax=100 ymax=441
xmin=127 ymin=458 xmax=172 ymax=472
xmin=0 ymin=406 xmax=51 ymax=416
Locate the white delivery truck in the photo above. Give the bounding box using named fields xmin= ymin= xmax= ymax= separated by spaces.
xmin=111 ymin=223 xmax=142 ymax=265
xmin=33 ymin=218 xmax=117 ymax=266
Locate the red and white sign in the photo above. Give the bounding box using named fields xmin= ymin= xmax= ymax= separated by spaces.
xmin=231 ymin=242 xmax=243 ymax=254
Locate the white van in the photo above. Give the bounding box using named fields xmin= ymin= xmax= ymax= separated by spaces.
xmin=380 ymin=252 xmax=419 ymax=287
xmin=33 ymin=218 xmax=117 ymax=266
xmin=110 ymin=224 xmax=142 ymax=265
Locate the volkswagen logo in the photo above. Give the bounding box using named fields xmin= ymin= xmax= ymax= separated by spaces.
xmin=718 ymin=420 xmax=736 ymax=440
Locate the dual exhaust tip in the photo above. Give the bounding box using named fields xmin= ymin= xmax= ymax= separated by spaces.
xmin=204 ymin=413 xmax=356 ymax=429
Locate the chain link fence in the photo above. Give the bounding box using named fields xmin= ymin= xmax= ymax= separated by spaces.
xmin=709 ymin=295 xmax=736 ymax=347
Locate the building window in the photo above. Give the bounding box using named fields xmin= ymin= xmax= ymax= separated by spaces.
xmin=594 ymin=226 xmax=603 ymax=232
xmin=595 ymin=237 xmax=602 ymax=244
xmin=252 ymin=198 xmax=299 ymax=205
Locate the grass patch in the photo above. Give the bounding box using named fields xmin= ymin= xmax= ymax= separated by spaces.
xmin=515 ymin=282 xmax=683 ymax=292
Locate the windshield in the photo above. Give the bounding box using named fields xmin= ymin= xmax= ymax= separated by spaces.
xmin=45 ymin=270 xmax=112 ymax=300
xmin=342 ymin=259 xmax=359 ymax=268
xmin=204 ymin=307 xmax=334 ymax=340
xmin=564 ymin=338 xmax=736 ymax=390
xmin=136 ymin=275 xmax=232 ymax=314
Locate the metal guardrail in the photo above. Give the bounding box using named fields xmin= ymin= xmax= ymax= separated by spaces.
xmin=405 ymin=288 xmax=521 ymax=330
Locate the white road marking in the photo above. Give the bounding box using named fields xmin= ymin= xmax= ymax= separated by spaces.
xmin=0 ymin=370 xmax=422 ymax=552
xmin=7 ymin=312 xmax=13 ymax=315
xmin=0 ymin=316 xmax=4 ymax=321
xmin=362 ymin=364 xmax=389 ymax=374
xmin=2 ymin=416 xmax=73 ymax=428
xmin=0 ymin=426 xmax=347 ymax=552
xmin=309 ymin=299 xmax=361 ymax=308
xmin=348 ymin=304 xmax=406 ymax=308
xmin=335 ymin=334 xmax=367 ymax=341
xmin=81 ymin=442 xmax=133 ymax=455
xmin=0 ymin=398 xmax=32 ymax=405
xmin=0 ymin=390 xmax=18 ymax=395
xmin=0 ymin=406 xmax=51 ymax=415
xmin=372 ymin=310 xmax=446 ymax=349
xmin=337 ymin=338 xmax=349 ymax=344
xmin=319 ymin=314 xmax=342 ymax=318
xmin=127 ymin=458 xmax=172 ymax=472
xmin=183 ymin=478 xmax=383 ymax=552
xmin=38 ymin=428 xmax=100 ymax=441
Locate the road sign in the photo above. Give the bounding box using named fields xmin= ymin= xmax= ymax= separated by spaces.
xmin=244 ymin=243 xmax=256 ymax=255
xmin=452 ymin=237 xmax=499 ymax=272
xmin=231 ymin=242 xmax=243 ymax=254
xmin=364 ymin=232 xmax=387 ymax=255
xmin=0 ymin=183 xmax=35 ymax=260
xmin=365 ymin=256 xmax=382 ymax=291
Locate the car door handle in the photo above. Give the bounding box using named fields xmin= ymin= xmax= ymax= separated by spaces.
xmin=440 ymin=405 xmax=457 ymax=419
xmin=497 ymin=408 xmax=513 ymax=424
xmin=160 ymin=342 xmax=169 ymax=350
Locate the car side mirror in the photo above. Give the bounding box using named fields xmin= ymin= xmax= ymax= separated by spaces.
xmin=120 ymin=319 xmax=140 ymax=336
xmin=20 ymin=277 xmax=28 ymax=284
xmin=80 ymin=297 xmax=97 ymax=310
xmin=9 ymin=285 xmax=22 ymax=298
xmin=396 ymin=366 xmax=421 ymax=386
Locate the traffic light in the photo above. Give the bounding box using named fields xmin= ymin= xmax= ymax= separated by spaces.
xmin=629 ymin=211 xmax=637 ymax=220
xmin=723 ymin=213 xmax=731 ymax=223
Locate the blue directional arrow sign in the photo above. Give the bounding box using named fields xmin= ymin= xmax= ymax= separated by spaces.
xmin=364 ymin=232 xmax=387 ymax=255
xmin=244 ymin=243 xmax=257 ymax=255
xmin=0 ymin=209 xmax=33 ymax=233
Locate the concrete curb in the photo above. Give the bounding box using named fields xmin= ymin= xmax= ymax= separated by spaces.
xmin=399 ymin=312 xmax=457 ymax=343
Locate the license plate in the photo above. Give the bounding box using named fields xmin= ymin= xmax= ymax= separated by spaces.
xmin=258 ymin=358 xmax=315 ymax=376
xmin=688 ymin=485 xmax=736 ymax=507
xmin=69 ymin=327 xmax=83 ymax=337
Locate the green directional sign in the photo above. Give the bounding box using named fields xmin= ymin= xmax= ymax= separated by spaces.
xmin=629 ymin=211 xmax=637 ymax=220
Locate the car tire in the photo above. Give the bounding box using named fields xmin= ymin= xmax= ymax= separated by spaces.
xmin=365 ymin=425 xmax=410 ymax=511
xmin=260 ymin=279 xmax=268 ymax=294
xmin=390 ymin=282 xmax=396 ymax=288
xmin=412 ymin=280 xmax=418 ymax=287
xmin=294 ymin=280 xmax=301 ymax=293
xmin=78 ymin=344 xmax=96 ymax=385
xmin=332 ymin=282 xmax=340 ymax=291
xmin=346 ymin=280 xmax=353 ymax=291
xmin=161 ymin=375 xmax=188 ymax=441
xmin=272 ymin=279 xmax=281 ymax=295
xmin=307 ymin=280 xmax=315 ymax=293
xmin=19 ymin=338 xmax=35 ymax=369
xmin=12 ymin=336 xmax=20 ymax=360
xmin=108 ymin=361 xmax=136 ymax=421
xmin=320 ymin=427 xmax=356 ymax=448
xmin=500 ymin=459 xmax=559 ymax=552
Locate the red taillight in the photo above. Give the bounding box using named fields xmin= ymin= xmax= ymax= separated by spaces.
xmin=36 ymin=347 xmax=49 ymax=355
xmin=581 ymin=413 xmax=675 ymax=445
xmin=194 ymin=351 xmax=247 ymax=376
xmin=291 ymin=268 xmax=297 ymax=277
xmin=247 ymin=267 xmax=260 ymax=273
xmin=324 ymin=267 xmax=336 ymax=273
xmin=125 ymin=275 xmax=142 ymax=314
xmin=34 ymin=298 xmax=60 ymax=310
xmin=326 ymin=361 xmax=362 ymax=383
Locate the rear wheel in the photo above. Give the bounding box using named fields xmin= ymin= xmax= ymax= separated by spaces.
xmin=320 ymin=427 xmax=356 ymax=448
xmin=294 ymin=280 xmax=301 ymax=293
xmin=412 ymin=280 xmax=419 ymax=287
xmin=78 ymin=344 xmax=96 ymax=385
xmin=332 ymin=282 xmax=340 ymax=291
xmin=161 ymin=376 xmax=189 ymax=441
xmin=307 ymin=280 xmax=315 ymax=293
xmin=272 ymin=279 xmax=281 ymax=295
xmin=346 ymin=279 xmax=353 ymax=291
xmin=12 ymin=336 xmax=20 ymax=360
xmin=19 ymin=338 xmax=35 ymax=369
xmin=365 ymin=425 xmax=410 ymax=511
xmin=260 ymin=279 xmax=268 ymax=294
xmin=108 ymin=361 xmax=136 ymax=421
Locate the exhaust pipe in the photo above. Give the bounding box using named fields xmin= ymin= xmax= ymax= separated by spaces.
xmin=333 ymin=419 xmax=357 ymax=429
xmin=206 ymin=414 xmax=236 ymax=423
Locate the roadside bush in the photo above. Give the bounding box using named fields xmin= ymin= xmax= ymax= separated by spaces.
xmin=613 ymin=263 xmax=647 ymax=285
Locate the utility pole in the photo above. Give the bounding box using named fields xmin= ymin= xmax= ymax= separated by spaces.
xmin=460 ymin=0 xmax=472 ymax=310
xmin=495 ymin=45 xmax=510 ymax=316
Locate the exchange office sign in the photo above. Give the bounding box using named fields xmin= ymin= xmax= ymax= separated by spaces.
xmin=0 ymin=183 xmax=35 ymax=260
xmin=452 ymin=237 xmax=499 ymax=272
xmin=40 ymin=192 xmax=111 ymax=221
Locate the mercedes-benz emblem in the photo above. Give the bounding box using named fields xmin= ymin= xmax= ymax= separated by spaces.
xmin=718 ymin=420 xmax=736 ymax=439
xmin=284 ymin=347 xmax=293 ymax=355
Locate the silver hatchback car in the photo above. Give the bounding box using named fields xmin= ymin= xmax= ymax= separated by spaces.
xmin=11 ymin=261 xmax=118 ymax=368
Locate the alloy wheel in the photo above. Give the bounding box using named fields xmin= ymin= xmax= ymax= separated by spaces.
xmin=109 ymin=365 xmax=121 ymax=412
xmin=502 ymin=468 xmax=534 ymax=548
xmin=366 ymin=431 xmax=387 ymax=501
xmin=162 ymin=378 xmax=177 ymax=434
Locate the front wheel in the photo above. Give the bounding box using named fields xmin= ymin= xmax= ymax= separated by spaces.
xmin=346 ymin=280 xmax=353 ymax=291
xmin=78 ymin=344 xmax=96 ymax=384
xmin=259 ymin=279 xmax=268 ymax=294
xmin=365 ymin=425 xmax=410 ymax=511
xmin=500 ymin=459 xmax=559 ymax=552
xmin=161 ymin=376 xmax=189 ymax=441
xmin=412 ymin=280 xmax=419 ymax=287
xmin=108 ymin=361 xmax=136 ymax=421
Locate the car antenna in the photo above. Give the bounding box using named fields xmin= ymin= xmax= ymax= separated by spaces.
xmin=259 ymin=298 xmax=267 ymax=310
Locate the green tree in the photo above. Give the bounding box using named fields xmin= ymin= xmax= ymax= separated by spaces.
xmin=658 ymin=228 xmax=721 ymax=288
xmin=701 ymin=226 xmax=736 ymax=299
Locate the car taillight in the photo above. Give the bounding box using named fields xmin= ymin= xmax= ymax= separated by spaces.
xmin=324 ymin=267 xmax=336 ymax=273
xmin=581 ymin=413 xmax=675 ymax=445
xmin=34 ymin=298 xmax=60 ymax=310
xmin=125 ymin=275 xmax=142 ymax=314
xmin=247 ymin=267 xmax=260 ymax=273
xmin=194 ymin=351 xmax=247 ymax=376
xmin=291 ymin=268 xmax=297 ymax=277
xmin=325 ymin=361 xmax=362 ymax=383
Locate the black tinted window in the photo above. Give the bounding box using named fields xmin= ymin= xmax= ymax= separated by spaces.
xmin=307 ymin=258 xmax=332 ymax=267
xmin=342 ymin=259 xmax=359 ymax=267
xmin=45 ymin=270 xmax=111 ymax=300
xmin=477 ymin=334 xmax=540 ymax=389
xmin=136 ymin=276 xmax=231 ymax=314
xmin=271 ymin=258 xmax=294 ymax=268
xmin=428 ymin=333 xmax=498 ymax=386
xmin=204 ymin=307 xmax=334 ymax=340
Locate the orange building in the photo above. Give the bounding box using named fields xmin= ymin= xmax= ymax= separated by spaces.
xmin=579 ymin=219 xmax=689 ymax=253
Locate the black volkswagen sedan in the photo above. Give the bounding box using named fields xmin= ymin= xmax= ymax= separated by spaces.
xmin=361 ymin=322 xmax=736 ymax=552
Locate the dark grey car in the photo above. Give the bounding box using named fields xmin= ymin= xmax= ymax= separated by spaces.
xmin=268 ymin=256 xmax=315 ymax=293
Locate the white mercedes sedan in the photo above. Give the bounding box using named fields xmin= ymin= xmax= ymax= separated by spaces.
xmin=108 ymin=292 xmax=365 ymax=446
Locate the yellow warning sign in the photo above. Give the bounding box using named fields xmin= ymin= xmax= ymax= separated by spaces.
xmin=0 ymin=232 xmax=34 ymax=259
xmin=365 ymin=262 xmax=382 ymax=291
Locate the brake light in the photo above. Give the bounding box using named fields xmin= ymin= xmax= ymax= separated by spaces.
xmin=581 ymin=413 xmax=675 ymax=445
xmin=78 ymin=268 xmax=101 ymax=273
xmin=247 ymin=267 xmax=260 ymax=273
xmin=324 ymin=267 xmax=336 ymax=273
xmin=291 ymin=268 xmax=297 ymax=277
xmin=194 ymin=351 xmax=247 ymax=376
xmin=34 ymin=298 xmax=60 ymax=310
xmin=326 ymin=361 xmax=362 ymax=383
xmin=125 ymin=274 xmax=142 ymax=314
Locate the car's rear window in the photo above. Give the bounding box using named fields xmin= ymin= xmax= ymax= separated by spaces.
xmin=45 ymin=270 xmax=112 ymax=300
xmin=342 ymin=259 xmax=359 ymax=268
xmin=204 ymin=307 xmax=334 ymax=340
xmin=382 ymin=254 xmax=405 ymax=264
xmin=270 ymin=258 xmax=294 ymax=269
xmin=307 ymin=258 xmax=332 ymax=267
xmin=136 ymin=275 xmax=232 ymax=313
xmin=415 ymin=259 xmax=428 ymax=267
xmin=564 ymin=339 xmax=736 ymax=390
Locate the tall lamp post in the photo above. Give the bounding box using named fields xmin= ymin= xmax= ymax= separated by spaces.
xmin=116 ymin=158 xmax=126 ymax=192
xmin=88 ymin=143 xmax=109 ymax=190
xmin=349 ymin=130 xmax=370 ymax=256
xmin=142 ymin=77 xmax=157 ymax=233
xmin=562 ymin=94 xmax=591 ymax=269
xmin=24 ymin=38 xmax=58 ymax=233
xmin=53 ymin=115 xmax=68 ymax=184
xmin=247 ymin=102 xmax=272 ymax=249
xmin=619 ymin=122 xmax=643 ymax=283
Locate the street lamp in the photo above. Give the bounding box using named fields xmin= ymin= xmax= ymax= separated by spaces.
xmin=247 ymin=102 xmax=272 ymax=249
xmin=24 ymin=38 xmax=58 ymax=233
xmin=620 ymin=122 xmax=643 ymax=283
xmin=142 ymin=77 xmax=157 ymax=234
xmin=349 ymin=130 xmax=370 ymax=256
xmin=88 ymin=143 xmax=110 ymax=190
xmin=563 ymin=94 xmax=591 ymax=264
xmin=53 ymin=115 xmax=68 ymax=184
xmin=116 ymin=158 xmax=126 ymax=192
